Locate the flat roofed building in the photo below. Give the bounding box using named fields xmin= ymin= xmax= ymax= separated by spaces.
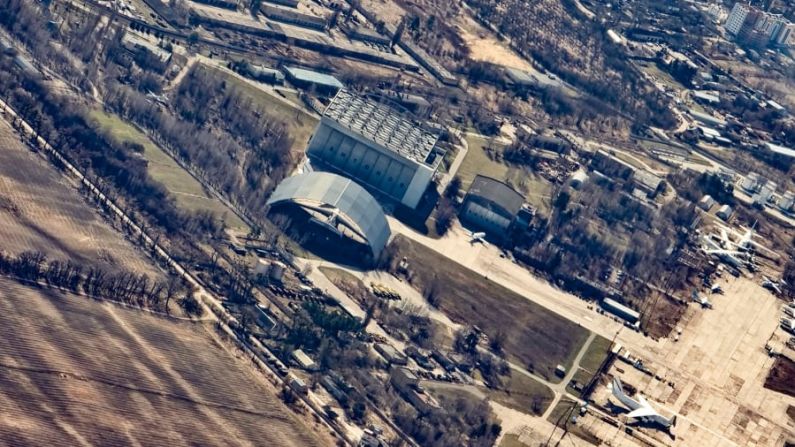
xmin=601 ymin=298 xmax=640 ymax=324
xmin=726 ymin=3 xmax=754 ymax=36
xmin=307 ymin=90 xmax=444 ymax=208
xmin=766 ymin=142 xmax=795 ymax=158
xmin=292 ymin=349 xmax=318 ymax=370
xmin=283 ymin=66 xmax=343 ymax=94
xmin=688 ymin=109 xmax=727 ymax=128
xmin=461 ymin=175 xmax=525 ymax=237
xmin=262 ymin=4 xmax=328 ymax=30
xmin=717 ymin=204 xmax=733 ymax=221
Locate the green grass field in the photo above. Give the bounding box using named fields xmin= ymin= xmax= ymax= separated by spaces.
xmin=483 ymin=371 xmax=555 ymax=416
xmin=88 ymin=110 xmax=249 ymax=231
xmin=545 ymin=398 xmax=601 ymax=445
xmin=578 ymin=335 xmax=612 ymax=374
xmin=318 ymin=266 xmax=365 ymax=290
xmin=458 ymin=134 xmax=510 ymax=190
xmin=498 ymin=434 xmax=527 ymax=447
xmin=565 ymin=335 xmax=611 ymax=397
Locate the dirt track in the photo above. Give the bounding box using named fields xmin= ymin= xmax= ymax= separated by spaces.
xmin=0 ymin=278 xmax=327 ymax=446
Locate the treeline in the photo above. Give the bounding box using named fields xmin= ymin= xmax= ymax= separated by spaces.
xmin=0 ymin=250 xmax=201 ymax=315
xmin=0 ymin=0 xmax=88 ymax=86
xmin=0 ymin=59 xmax=223 ymax=242
xmin=467 ymin=0 xmax=676 ymax=129
xmin=390 ymin=393 xmax=501 ymax=447
xmin=104 ymin=66 xmax=294 ymax=223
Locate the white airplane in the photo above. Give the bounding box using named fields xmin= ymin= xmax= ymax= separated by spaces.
xmin=691 ymin=289 xmax=712 ymax=309
xmin=762 ymin=276 xmax=782 ymax=295
xmin=610 ymin=377 xmax=676 ymax=430
xmin=146 ymin=90 xmax=169 ymax=106
xmin=469 ymin=231 xmax=486 ymax=244
xmin=700 ymin=236 xmax=747 ymax=270
xmin=716 ymin=223 xmax=777 ymax=257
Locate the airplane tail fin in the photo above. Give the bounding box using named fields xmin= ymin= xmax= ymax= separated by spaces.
xmin=671 ymin=415 xmax=678 ymax=428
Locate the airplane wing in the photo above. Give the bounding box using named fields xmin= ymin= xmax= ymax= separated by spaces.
xmin=705 ymin=249 xmax=744 ymax=256
xmin=627 ymin=395 xmax=660 ymax=419
xmin=627 ymin=407 xmax=658 ymax=419
xmin=748 ymin=240 xmax=777 ymax=256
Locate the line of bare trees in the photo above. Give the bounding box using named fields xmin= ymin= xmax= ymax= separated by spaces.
xmin=0 ymin=250 xmax=202 ymax=315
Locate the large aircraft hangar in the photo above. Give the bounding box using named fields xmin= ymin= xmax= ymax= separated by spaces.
xmin=306 ymin=89 xmax=445 ymax=209
xmin=266 ymin=172 xmax=391 ymax=258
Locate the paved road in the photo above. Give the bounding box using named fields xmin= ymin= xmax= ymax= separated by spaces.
xmin=542 ymin=332 xmax=597 ymax=418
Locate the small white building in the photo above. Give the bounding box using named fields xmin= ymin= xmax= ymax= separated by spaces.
xmin=698 ymin=194 xmax=716 ymax=211
xmin=292 ymin=349 xmax=318 ymax=371
xmin=716 ymin=204 xmax=733 ymax=221
xmin=692 ymin=90 xmax=721 ymax=105
xmin=741 ymin=172 xmax=763 ymax=193
xmin=569 ymin=169 xmax=589 ymax=189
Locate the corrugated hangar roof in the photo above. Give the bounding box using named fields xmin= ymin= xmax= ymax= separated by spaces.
xmin=466 ymin=175 xmax=525 ymax=218
xmin=267 ymin=172 xmax=391 ymax=256
xmin=323 ymin=89 xmax=440 ymax=165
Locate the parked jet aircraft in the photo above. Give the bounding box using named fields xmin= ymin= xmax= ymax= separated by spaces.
xmin=610 ymin=377 xmax=676 ymax=430
xmin=146 ymin=90 xmax=169 ymax=106
xmin=762 ymin=276 xmax=782 ymax=295
xmin=700 ymin=235 xmax=747 ymax=270
xmin=691 ymin=289 xmax=712 ymax=308
xmin=716 ymin=223 xmax=776 ymax=257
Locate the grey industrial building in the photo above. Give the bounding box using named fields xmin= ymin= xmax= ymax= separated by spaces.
xmin=601 ymin=298 xmax=640 ymax=325
xmin=460 ymin=175 xmax=530 ymax=237
xmin=307 ymin=90 xmax=445 ymax=209
xmin=283 ymin=66 xmax=343 ymax=95
xmin=266 ymin=172 xmax=391 ymax=258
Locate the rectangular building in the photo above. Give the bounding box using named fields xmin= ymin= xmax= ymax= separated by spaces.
xmin=262 ymin=4 xmax=328 ymax=30
xmin=283 ymin=66 xmax=343 ymax=94
xmin=725 ymin=3 xmax=760 ymax=36
xmin=307 ymin=90 xmax=444 ymax=208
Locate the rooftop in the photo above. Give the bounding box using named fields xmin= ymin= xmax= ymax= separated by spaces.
xmin=284 ymin=66 xmax=344 ymax=89
xmin=466 ymin=175 xmax=525 ymax=217
xmin=323 ymin=89 xmax=441 ymax=165
xmin=767 ymin=142 xmax=795 ymax=158
xmin=692 ymin=90 xmax=720 ymax=103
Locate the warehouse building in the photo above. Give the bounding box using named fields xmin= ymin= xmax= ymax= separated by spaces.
xmin=262 ymin=4 xmax=328 ymax=30
xmin=283 ymin=66 xmax=343 ymax=95
xmin=266 ymin=172 xmax=391 ymax=258
xmin=306 ymin=90 xmax=445 ymax=209
xmin=601 ymin=298 xmax=640 ymax=326
xmin=460 ymin=175 xmax=530 ymax=238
